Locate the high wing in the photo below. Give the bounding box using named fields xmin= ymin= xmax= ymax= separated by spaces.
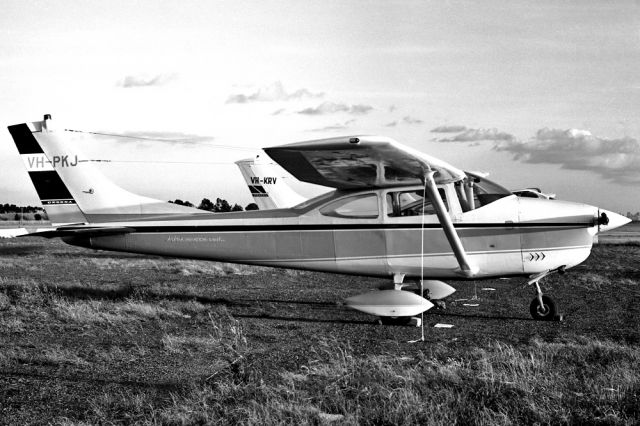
xmin=263 ymin=136 xmax=465 ymax=190
xmin=265 ymin=135 xmax=477 ymax=277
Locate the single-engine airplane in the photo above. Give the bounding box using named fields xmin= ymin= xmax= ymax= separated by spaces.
xmin=7 ymin=115 xmax=630 ymax=324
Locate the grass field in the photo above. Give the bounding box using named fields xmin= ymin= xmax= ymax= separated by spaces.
xmin=0 ymin=238 xmax=638 ymax=425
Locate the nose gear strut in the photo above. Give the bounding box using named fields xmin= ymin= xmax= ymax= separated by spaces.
xmin=527 ymin=267 xmax=565 ymax=321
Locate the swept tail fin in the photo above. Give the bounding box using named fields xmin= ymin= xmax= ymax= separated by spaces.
xmin=8 ymin=119 xmax=87 ymax=225
xmin=235 ymin=154 xmax=306 ymax=210
xmin=8 ymin=115 xmax=203 ymax=225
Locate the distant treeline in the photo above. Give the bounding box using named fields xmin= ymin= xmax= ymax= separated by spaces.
xmin=169 ymin=198 xmax=258 ymax=212
xmin=0 ymin=204 xmax=46 ymax=214
xmin=626 ymin=212 xmax=640 ymax=222
xmin=0 ymin=204 xmax=48 ymax=221
xmin=1 ymin=198 xmax=258 ymax=222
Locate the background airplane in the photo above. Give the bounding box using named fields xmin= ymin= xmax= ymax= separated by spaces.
xmin=235 ymin=155 xmax=307 ymax=210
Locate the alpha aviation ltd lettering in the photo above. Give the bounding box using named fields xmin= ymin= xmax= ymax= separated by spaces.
xmin=250 ymin=177 xmax=277 ymax=185
xmin=167 ymin=236 xmax=225 ymax=243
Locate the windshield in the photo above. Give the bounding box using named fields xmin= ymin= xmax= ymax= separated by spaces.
xmin=458 ymin=172 xmax=512 ymax=211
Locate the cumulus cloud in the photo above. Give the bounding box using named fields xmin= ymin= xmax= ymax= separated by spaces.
xmin=350 ymin=104 xmax=374 ymax=115
xmin=402 ymin=116 xmax=423 ymax=125
xmin=431 ymin=125 xmax=468 ymax=133
xmin=113 ymin=131 xmax=214 ymax=146
xmin=437 ymin=127 xmax=516 ymax=142
xmin=309 ymin=119 xmax=356 ymax=132
xmin=226 ymin=81 xmax=324 ymax=103
xmin=495 ymin=128 xmax=640 ymax=183
xmin=385 ymin=116 xmax=422 ymax=127
xmin=298 ymin=102 xmax=349 ymax=115
xmin=298 ymin=102 xmax=373 ymax=116
xmin=117 ymin=73 xmax=177 ymax=88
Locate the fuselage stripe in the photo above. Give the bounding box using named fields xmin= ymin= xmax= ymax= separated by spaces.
xmin=119 ymin=222 xmax=595 ymax=233
xmin=227 ymin=245 xmax=592 ymax=264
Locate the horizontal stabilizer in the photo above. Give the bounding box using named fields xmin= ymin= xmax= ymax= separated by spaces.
xmin=0 ymin=227 xmax=54 ymax=238
xmin=25 ymin=226 xmax=134 ymax=239
xmin=345 ymin=290 xmax=434 ymax=317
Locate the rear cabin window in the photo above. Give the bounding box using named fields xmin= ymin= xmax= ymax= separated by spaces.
xmin=386 ymin=189 xmax=447 ymax=217
xmin=320 ymin=194 xmax=379 ymax=218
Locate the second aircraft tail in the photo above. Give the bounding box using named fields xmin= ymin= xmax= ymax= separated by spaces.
xmin=235 ymin=154 xmax=306 ymax=210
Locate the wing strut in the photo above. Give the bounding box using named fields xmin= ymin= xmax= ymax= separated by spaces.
xmin=423 ymin=171 xmax=478 ymax=278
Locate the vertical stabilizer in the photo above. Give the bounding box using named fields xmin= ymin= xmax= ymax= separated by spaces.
xmin=8 ymin=118 xmax=87 ymax=225
xmin=235 ymin=154 xmax=306 ymax=210
xmin=8 ymin=115 xmax=203 ymax=224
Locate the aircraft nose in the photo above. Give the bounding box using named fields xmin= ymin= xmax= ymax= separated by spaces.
xmin=597 ymin=209 xmax=631 ymax=233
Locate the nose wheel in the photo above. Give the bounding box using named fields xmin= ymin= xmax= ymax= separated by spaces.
xmin=527 ymin=269 xmax=564 ymax=321
xmin=529 ymin=295 xmax=557 ymax=321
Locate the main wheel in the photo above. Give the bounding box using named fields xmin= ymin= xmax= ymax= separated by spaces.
xmin=529 ymin=295 xmax=557 ymax=321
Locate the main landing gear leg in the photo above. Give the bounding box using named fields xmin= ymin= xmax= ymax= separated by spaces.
xmin=527 ymin=269 xmax=564 ymax=321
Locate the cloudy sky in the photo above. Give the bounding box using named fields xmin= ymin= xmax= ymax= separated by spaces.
xmin=1 ymin=0 xmax=638 ymax=213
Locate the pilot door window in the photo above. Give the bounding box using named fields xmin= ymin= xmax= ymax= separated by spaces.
xmin=386 ymin=189 xmax=448 ymax=217
xmin=319 ymin=194 xmax=379 ymax=218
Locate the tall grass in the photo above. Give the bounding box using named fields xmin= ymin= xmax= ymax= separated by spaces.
xmin=104 ymin=337 xmax=636 ymax=425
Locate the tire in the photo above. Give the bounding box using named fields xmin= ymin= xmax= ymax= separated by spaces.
xmin=530 ymin=295 xmax=557 ymax=321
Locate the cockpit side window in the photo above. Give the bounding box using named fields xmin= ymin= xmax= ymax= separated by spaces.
xmin=386 ymin=189 xmax=447 ymax=217
xmin=320 ymin=193 xmax=379 ymax=218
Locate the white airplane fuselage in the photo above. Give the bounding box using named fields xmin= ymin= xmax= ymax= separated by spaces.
xmin=9 ymin=117 xmax=633 ymax=322
xmin=64 ymin=187 xmax=608 ymax=280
